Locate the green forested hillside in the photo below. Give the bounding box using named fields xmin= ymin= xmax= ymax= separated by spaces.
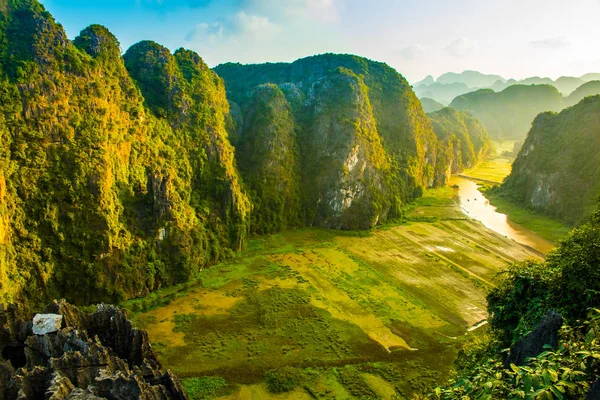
xmin=450 ymin=85 xmax=564 ymax=140
xmin=496 ymin=95 xmax=600 ymax=224
xmin=421 ymin=97 xmax=445 ymax=113
xmin=0 ymin=1 xmax=491 ymax=306
xmin=0 ymin=0 xmax=250 ymax=307
xmin=427 ymin=108 xmax=491 ymax=186
xmin=235 ymin=84 xmax=302 ymax=234
xmin=215 ymin=55 xmax=462 ymax=231
xmin=565 ymin=80 xmax=600 ymax=107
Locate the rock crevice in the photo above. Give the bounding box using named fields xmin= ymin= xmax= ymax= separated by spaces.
xmin=0 ymin=300 xmax=187 ymax=400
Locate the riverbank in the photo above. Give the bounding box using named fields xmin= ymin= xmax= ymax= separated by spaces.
xmin=451 ymin=176 xmax=556 ymax=254
xmin=482 ymin=189 xmax=573 ymax=244
xmin=458 ymin=141 xmax=572 ymax=245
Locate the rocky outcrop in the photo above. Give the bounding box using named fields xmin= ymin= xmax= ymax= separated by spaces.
xmin=503 ymin=310 xmax=563 ymax=367
xmin=0 ymin=0 xmax=250 ymax=306
xmin=0 ymin=300 xmax=187 ymax=399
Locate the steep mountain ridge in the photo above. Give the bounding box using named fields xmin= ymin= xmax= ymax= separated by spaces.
xmin=215 ymin=55 xmax=447 ymax=231
xmin=0 ymin=1 xmax=250 ymax=306
xmin=0 ymin=0 xmax=492 ymax=306
xmin=498 ymin=95 xmax=600 ymax=224
xmin=428 ymin=107 xmax=491 ymax=184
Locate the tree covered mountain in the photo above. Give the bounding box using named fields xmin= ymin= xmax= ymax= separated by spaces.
xmin=215 ymin=55 xmax=454 ymax=232
xmin=0 ymin=0 xmax=251 ymax=307
xmin=414 ymin=82 xmax=474 ymax=105
xmin=428 ymin=107 xmax=491 ymax=184
xmin=495 ymin=95 xmax=600 ymax=224
xmin=420 ymin=97 xmax=445 ymax=113
xmin=0 ymin=1 xmax=491 ymax=306
xmin=436 ymin=70 xmax=506 ymax=88
xmin=450 ymin=85 xmax=564 ymax=140
xmin=565 ymin=80 xmax=600 ymax=107
xmin=414 ymin=72 xmax=600 ymax=106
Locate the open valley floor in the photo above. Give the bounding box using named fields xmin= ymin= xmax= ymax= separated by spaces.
xmin=128 ymin=187 xmax=543 ymax=399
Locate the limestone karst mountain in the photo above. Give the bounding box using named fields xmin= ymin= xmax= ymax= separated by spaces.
xmin=498 ymin=95 xmax=600 ymax=224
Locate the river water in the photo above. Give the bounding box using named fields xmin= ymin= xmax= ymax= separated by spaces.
xmin=451 ymin=176 xmax=555 ymax=254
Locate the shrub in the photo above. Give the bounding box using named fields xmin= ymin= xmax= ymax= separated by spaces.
xmin=264 ymin=366 xmax=304 ymax=393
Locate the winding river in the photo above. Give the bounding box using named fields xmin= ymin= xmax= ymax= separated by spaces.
xmin=450 ymin=176 xmax=555 ymax=254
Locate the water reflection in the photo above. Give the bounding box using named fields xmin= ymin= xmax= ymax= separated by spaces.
xmin=451 ymin=176 xmax=554 ymax=254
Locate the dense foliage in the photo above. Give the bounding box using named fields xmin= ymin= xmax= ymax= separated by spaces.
xmin=215 ymin=55 xmax=488 ymax=229
xmin=450 ymin=85 xmax=564 ymax=140
xmin=497 ymin=95 xmax=600 ymax=224
xmin=0 ymin=0 xmax=250 ymax=307
xmin=428 ymin=107 xmax=491 ymax=182
xmin=433 ymin=206 xmax=600 ymax=399
xmin=236 ymin=84 xmax=302 ymax=234
xmin=565 ymin=81 xmax=600 ymax=107
xmin=421 ymin=97 xmax=445 ymax=113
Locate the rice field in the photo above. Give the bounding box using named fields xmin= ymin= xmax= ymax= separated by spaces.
xmin=127 ymin=186 xmax=541 ymax=399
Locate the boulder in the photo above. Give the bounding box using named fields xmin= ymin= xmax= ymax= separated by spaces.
xmin=32 ymin=314 xmax=63 ymax=335
xmin=0 ymin=301 xmax=188 ymax=400
xmin=504 ymin=310 xmax=563 ymax=367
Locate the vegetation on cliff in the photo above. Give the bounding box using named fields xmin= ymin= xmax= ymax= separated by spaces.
xmin=421 ymin=97 xmax=445 ymax=113
xmin=495 ymin=95 xmax=600 ymax=225
xmin=215 ymin=55 xmax=492 ymax=230
xmin=0 ymin=0 xmax=495 ymax=307
xmin=428 ymin=107 xmax=491 ymax=181
xmin=565 ymin=80 xmax=600 ymax=107
xmin=0 ymin=0 xmax=250 ymax=307
xmin=236 ymin=84 xmax=302 ymax=234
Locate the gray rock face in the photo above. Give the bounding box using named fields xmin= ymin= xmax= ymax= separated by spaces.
xmin=32 ymin=314 xmax=63 ymax=335
xmin=0 ymin=300 xmax=188 ymax=400
xmin=504 ymin=310 xmax=563 ymax=367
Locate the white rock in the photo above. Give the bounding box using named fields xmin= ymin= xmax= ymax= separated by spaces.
xmin=32 ymin=314 xmax=63 ymax=335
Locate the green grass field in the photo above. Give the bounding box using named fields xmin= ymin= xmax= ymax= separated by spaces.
xmin=124 ymin=187 xmax=542 ymax=399
xmin=460 ymin=141 xmax=515 ymax=184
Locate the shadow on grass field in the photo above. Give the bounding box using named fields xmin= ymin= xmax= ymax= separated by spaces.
xmin=123 ymin=187 xmax=542 ymax=399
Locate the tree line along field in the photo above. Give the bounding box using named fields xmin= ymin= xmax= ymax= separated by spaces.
xmin=124 ymin=187 xmax=542 ymax=399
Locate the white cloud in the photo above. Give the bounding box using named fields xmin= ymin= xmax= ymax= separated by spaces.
xmin=397 ymin=45 xmax=426 ymax=60
xmin=529 ymin=36 xmax=571 ymax=49
xmin=242 ymin=0 xmax=341 ymax=23
xmin=445 ymin=38 xmax=478 ymax=58
xmin=186 ymin=10 xmax=280 ymax=42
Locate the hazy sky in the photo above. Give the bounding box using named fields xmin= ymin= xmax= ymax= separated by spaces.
xmin=41 ymin=0 xmax=600 ymax=83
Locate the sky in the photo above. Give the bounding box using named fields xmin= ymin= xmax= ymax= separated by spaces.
xmin=40 ymin=0 xmax=600 ymax=83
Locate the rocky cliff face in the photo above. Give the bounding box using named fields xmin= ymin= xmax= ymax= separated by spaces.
xmin=500 ymin=95 xmax=600 ymax=224
xmin=215 ymin=54 xmax=445 ymax=230
xmin=0 ymin=300 xmax=187 ymax=399
xmin=0 ymin=1 xmax=249 ymax=306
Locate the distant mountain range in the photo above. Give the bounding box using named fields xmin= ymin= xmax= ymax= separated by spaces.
xmin=413 ymin=70 xmax=600 ymax=105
